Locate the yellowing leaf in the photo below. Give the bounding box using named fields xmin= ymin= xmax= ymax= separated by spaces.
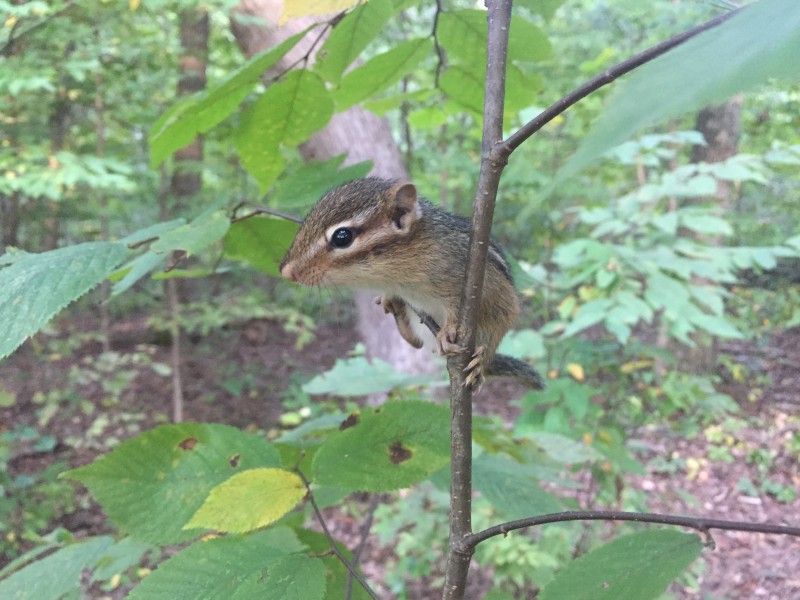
xmin=620 ymin=359 xmax=653 ymax=374
xmin=566 ymin=363 xmax=585 ymax=381
xmin=281 ymin=0 xmax=360 ymax=24
xmin=185 ymin=468 xmax=305 ymax=534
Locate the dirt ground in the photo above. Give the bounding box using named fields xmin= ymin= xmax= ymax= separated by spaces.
xmin=1 ymin=314 xmax=798 ymax=599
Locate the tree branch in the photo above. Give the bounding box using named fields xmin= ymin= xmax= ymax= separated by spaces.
xmin=296 ymin=469 xmax=380 ymax=600
xmin=500 ymin=7 xmax=740 ymax=159
xmin=469 ymin=510 xmax=800 ymax=548
xmin=442 ymin=1 xmax=513 ymax=598
xmin=345 ymin=493 xmax=381 ymax=600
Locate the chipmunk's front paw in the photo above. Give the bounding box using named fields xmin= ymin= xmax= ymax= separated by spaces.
xmin=463 ymin=345 xmax=486 ymax=393
xmin=436 ymin=324 xmax=463 ymax=356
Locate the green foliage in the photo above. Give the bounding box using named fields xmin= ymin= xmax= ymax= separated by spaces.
xmin=64 ymin=423 xmax=281 ymax=544
xmin=0 ymin=242 xmax=129 ymax=360
xmin=539 ymin=531 xmax=703 ymax=600
xmin=562 ymin=0 xmax=800 ymax=179
xmin=303 ymin=354 xmax=440 ymax=396
xmin=224 ymin=216 xmax=299 ymax=277
xmin=312 ymin=400 xmax=450 ymax=491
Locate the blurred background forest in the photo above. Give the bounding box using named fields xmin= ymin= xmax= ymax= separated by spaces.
xmin=1 ymin=0 xmax=799 ymax=598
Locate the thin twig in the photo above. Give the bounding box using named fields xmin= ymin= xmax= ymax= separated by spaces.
xmin=231 ymin=203 xmax=303 ymax=224
xmin=442 ymin=2 xmax=513 ymax=599
xmin=500 ymin=7 xmax=740 ymax=158
xmin=469 ymin=510 xmax=800 ymax=548
xmin=431 ymin=0 xmax=447 ymax=87
xmin=296 ymin=469 xmax=380 ymax=600
xmin=345 ymin=493 xmax=382 ymax=600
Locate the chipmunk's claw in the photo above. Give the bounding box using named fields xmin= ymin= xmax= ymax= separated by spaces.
xmin=436 ymin=324 xmax=463 ymax=356
xmin=463 ymin=345 xmax=486 ymax=392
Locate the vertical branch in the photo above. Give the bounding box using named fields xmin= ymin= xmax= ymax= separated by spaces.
xmin=95 ymin=25 xmax=111 ymax=354
xmin=442 ymin=1 xmax=513 ymax=598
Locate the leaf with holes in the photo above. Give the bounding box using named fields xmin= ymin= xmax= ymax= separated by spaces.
xmin=312 ymin=400 xmax=450 ymax=491
xmin=63 ymin=424 xmax=280 ymax=544
xmin=0 ymin=242 xmax=128 ymax=360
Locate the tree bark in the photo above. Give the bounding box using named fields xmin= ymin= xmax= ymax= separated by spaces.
xmin=230 ymin=0 xmax=436 ymax=377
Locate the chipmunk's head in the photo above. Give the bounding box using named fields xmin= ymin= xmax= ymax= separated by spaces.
xmin=279 ymin=177 xmax=422 ymax=288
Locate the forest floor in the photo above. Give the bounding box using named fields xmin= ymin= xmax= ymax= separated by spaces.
xmin=1 ymin=312 xmax=798 ymax=599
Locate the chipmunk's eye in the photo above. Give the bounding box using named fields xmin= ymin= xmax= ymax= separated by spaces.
xmin=330 ymin=227 xmax=354 ymax=249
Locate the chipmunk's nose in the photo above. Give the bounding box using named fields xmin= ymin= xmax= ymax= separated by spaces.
xmin=279 ymin=259 xmax=294 ymax=281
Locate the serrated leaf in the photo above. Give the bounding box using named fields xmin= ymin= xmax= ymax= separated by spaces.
xmin=223 ymin=216 xmax=299 ymax=277
xmin=560 ymin=0 xmax=800 ymax=180
xmin=186 ymin=468 xmax=305 ymax=534
xmin=0 ymin=242 xmax=128 ymax=360
xmin=0 ymin=536 xmax=114 ymax=600
xmin=539 ymin=530 xmax=702 ymax=600
xmin=270 ymin=156 xmax=372 ymax=210
xmin=295 ymin=529 xmax=373 ymax=600
xmin=117 ymin=218 xmax=186 ymax=246
xmin=128 ymin=528 xmax=305 ymax=600
xmin=111 ymin=251 xmax=167 ymax=296
xmin=334 ymin=38 xmax=433 ymax=110
xmin=235 ymin=70 xmax=333 ymax=191
xmin=232 ymin=555 xmax=327 ymax=600
xmin=63 ymin=423 xmax=280 ymax=544
xmin=149 ymin=30 xmax=311 ymax=167
xmin=474 ymin=455 xmax=561 ymax=520
xmin=150 ymin=210 xmax=230 ymax=256
xmin=90 ymin=537 xmax=153 ymax=583
xmin=312 ymin=400 xmax=450 ymax=492
xmin=314 ymin=0 xmax=393 ymax=84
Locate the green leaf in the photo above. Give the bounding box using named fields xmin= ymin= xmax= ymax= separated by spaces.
xmin=63 ymin=423 xmax=280 ymax=544
xmin=270 ymin=156 xmax=372 ymax=210
xmin=295 ymin=529 xmax=373 ymax=600
xmin=231 ymin=555 xmax=327 ymax=600
xmin=562 ymin=299 xmax=612 ymax=337
xmin=334 ymin=38 xmax=433 ymax=110
xmin=314 ymin=0 xmax=393 ymax=84
xmin=235 ymin=70 xmax=333 ymax=191
xmin=507 ymin=14 xmax=552 ymax=62
xmin=90 ymin=537 xmax=153 ymax=583
xmin=539 ymin=530 xmax=702 ymax=600
xmin=150 ymin=210 xmax=230 ymax=256
xmin=223 ymin=216 xmax=299 ymax=277
xmin=128 ymin=528 xmax=305 ymax=600
xmin=149 ymin=29 xmax=311 ymax=167
xmin=117 ymin=218 xmax=186 ymax=246
xmin=111 ymin=251 xmax=167 ymax=296
xmin=438 ymin=10 xmax=487 ymax=67
xmin=527 ymin=431 xmax=602 ymax=464
xmin=497 ymin=328 xmax=546 ymax=360
xmin=0 ymin=536 xmax=114 ymax=600
xmin=439 ymin=65 xmax=484 ymax=115
xmin=302 ymin=356 xmax=438 ymax=396
xmin=474 ymin=455 xmax=561 ymax=520
xmin=679 ymin=213 xmax=733 ymax=236
xmin=0 ymin=242 xmax=128 ymax=360
xmin=689 ymin=313 xmax=744 ymax=339
xmin=186 ymin=468 xmax=305 ymax=534
xmin=560 ymin=0 xmax=800 ymax=180
xmin=312 ymin=400 xmax=450 ymax=492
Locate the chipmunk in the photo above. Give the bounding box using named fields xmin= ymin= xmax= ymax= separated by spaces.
xmin=279 ymin=177 xmax=544 ymax=392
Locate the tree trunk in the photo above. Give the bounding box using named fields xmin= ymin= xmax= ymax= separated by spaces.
xmin=230 ymin=0 xmax=436 ymax=377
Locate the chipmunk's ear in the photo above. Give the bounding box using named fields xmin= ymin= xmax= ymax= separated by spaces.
xmin=387 ymin=182 xmax=421 ymax=232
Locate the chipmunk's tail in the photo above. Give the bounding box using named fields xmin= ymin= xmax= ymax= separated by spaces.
xmin=487 ymin=354 xmax=546 ymax=390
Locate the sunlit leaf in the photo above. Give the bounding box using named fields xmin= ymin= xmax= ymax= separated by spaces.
xmin=186 ymin=468 xmax=305 ymax=534
xmin=281 ymin=0 xmax=360 ymax=24
xmin=64 ymin=424 xmax=280 ymax=544
xmin=303 ymin=356 xmax=438 ymax=396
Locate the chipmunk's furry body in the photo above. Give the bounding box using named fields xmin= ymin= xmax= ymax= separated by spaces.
xmin=280 ymin=177 xmax=544 ymax=391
